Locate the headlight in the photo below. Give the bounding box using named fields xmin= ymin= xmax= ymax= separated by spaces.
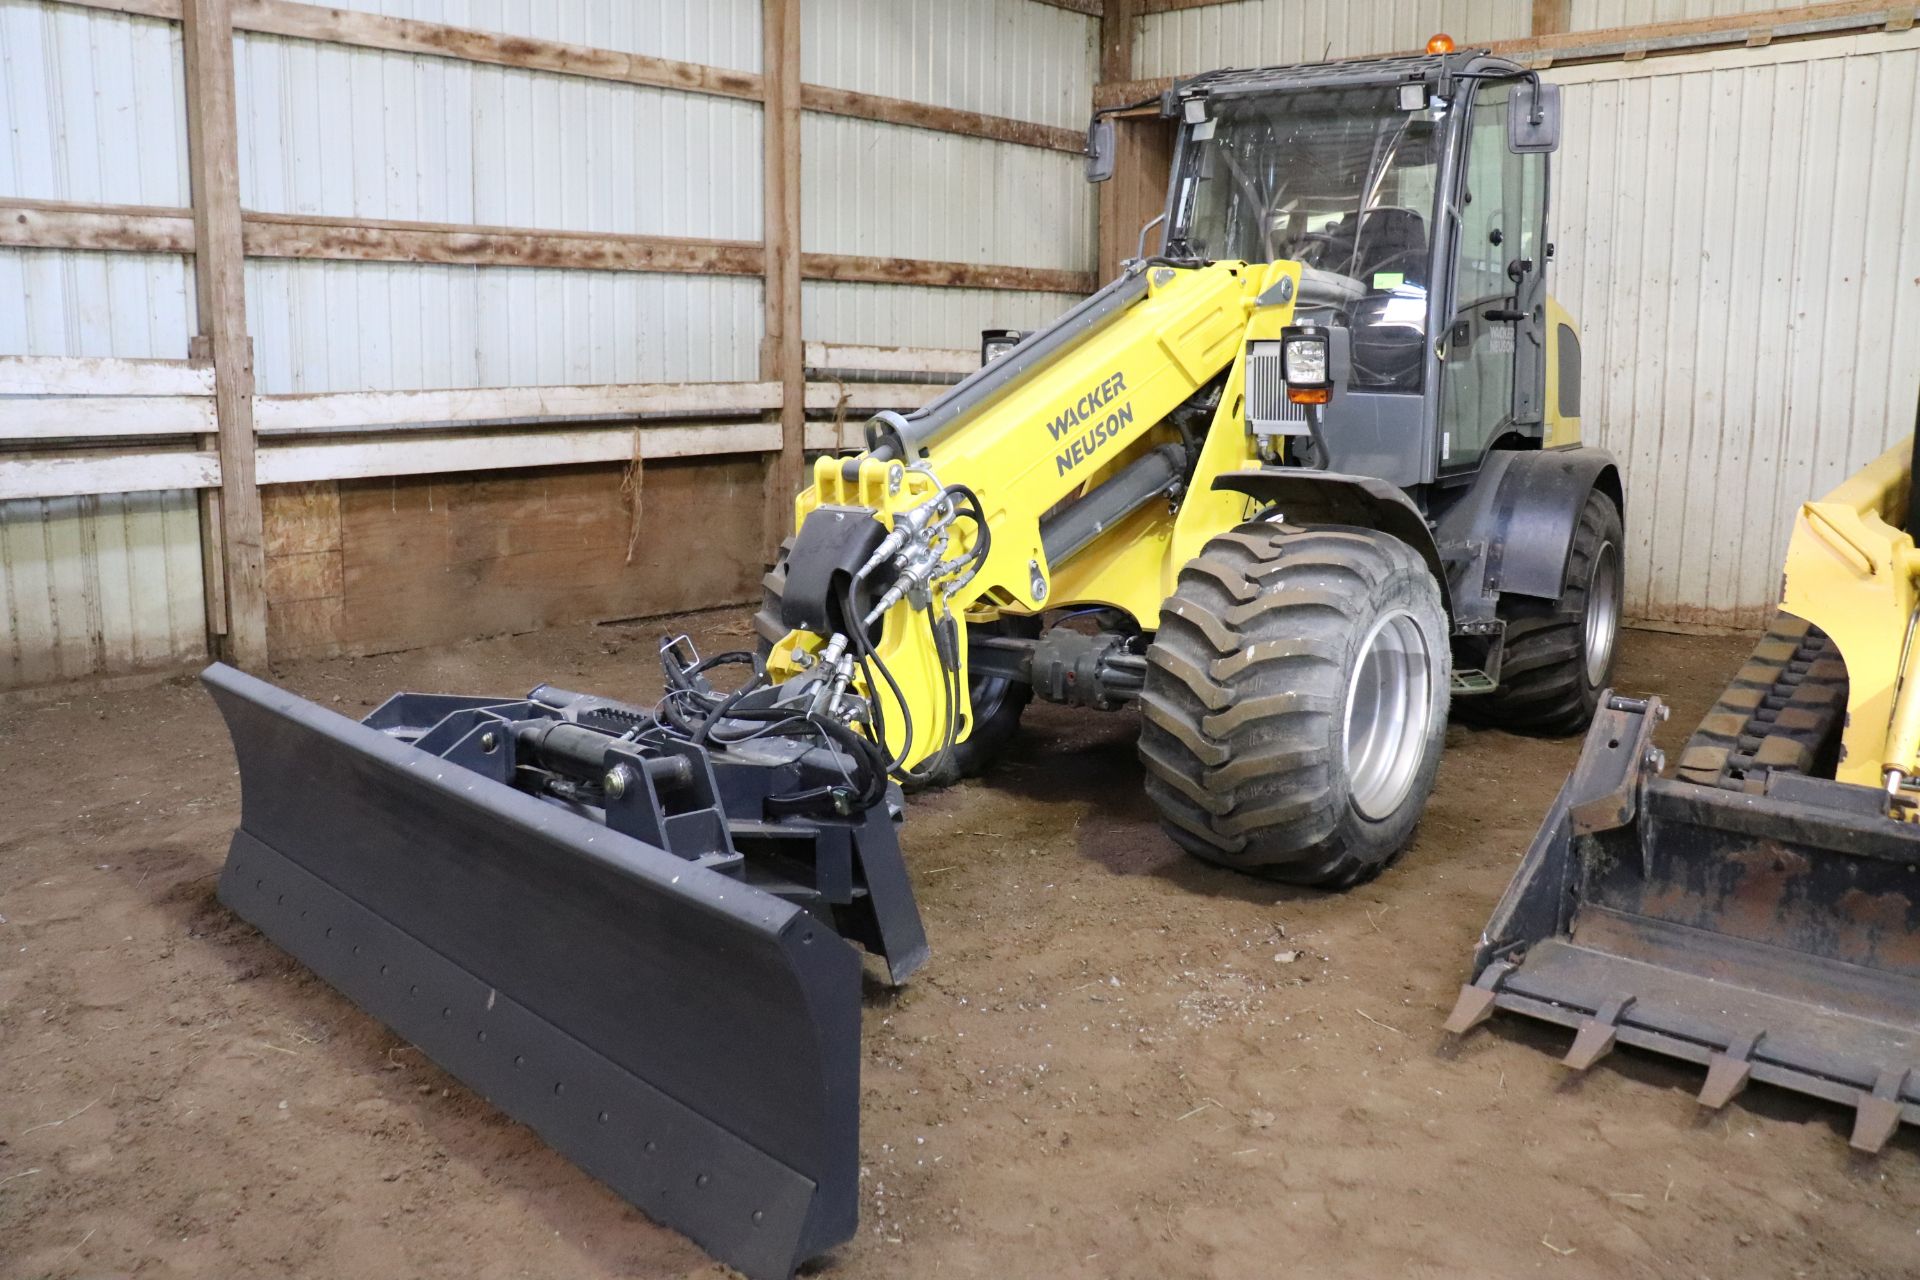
xmin=980 ymin=328 xmax=1025 ymax=366
xmin=1280 ymin=324 xmax=1331 ymax=404
xmin=1282 ymin=336 xmax=1327 ymax=384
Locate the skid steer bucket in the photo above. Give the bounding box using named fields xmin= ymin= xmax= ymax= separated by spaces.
xmin=1447 ymin=681 xmax=1920 ymax=1152
xmin=203 ymin=662 xmax=927 ymax=1280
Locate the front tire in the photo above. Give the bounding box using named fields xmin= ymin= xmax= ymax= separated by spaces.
xmin=1138 ymin=522 xmax=1451 ymax=889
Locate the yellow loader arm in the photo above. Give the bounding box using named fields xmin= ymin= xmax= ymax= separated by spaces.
xmin=1781 ymin=434 xmax=1920 ymax=795
xmin=765 ymin=258 xmax=1301 ymax=775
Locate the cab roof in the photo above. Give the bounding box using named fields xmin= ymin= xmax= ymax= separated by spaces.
xmin=1171 ymin=50 xmax=1524 ymax=109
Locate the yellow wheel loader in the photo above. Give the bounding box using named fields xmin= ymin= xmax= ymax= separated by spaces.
xmin=1448 ymin=432 xmax=1920 ymax=1153
xmin=758 ymin=52 xmax=1619 ymax=887
xmin=200 ymin=49 xmax=1623 ymax=1279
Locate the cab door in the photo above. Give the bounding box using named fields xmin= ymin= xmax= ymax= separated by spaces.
xmin=1438 ymin=80 xmax=1548 ymax=473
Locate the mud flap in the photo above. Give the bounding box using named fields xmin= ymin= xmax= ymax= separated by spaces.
xmin=1449 ymin=693 xmax=1920 ymax=1152
xmin=204 ymin=664 xmax=866 ymax=1279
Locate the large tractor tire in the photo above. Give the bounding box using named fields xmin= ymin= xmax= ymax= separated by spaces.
xmin=1463 ymin=489 xmax=1623 ymax=735
xmin=753 ymin=540 xmax=1033 ymax=789
xmin=1138 ymin=522 xmax=1451 ymax=889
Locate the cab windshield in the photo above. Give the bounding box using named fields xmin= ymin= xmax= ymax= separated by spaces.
xmin=1168 ymin=85 xmax=1443 ymax=391
xmin=1171 ymin=85 xmax=1442 ymax=280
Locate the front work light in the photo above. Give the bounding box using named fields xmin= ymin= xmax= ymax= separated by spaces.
xmin=1280 ymin=324 xmax=1331 ymax=405
xmin=980 ymin=328 xmax=1026 ymax=365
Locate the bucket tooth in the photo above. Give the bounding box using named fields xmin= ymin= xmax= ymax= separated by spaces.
xmin=1850 ymin=1069 xmax=1911 ymax=1154
xmin=1698 ymin=1032 xmax=1762 ymax=1110
xmin=1563 ymin=995 xmax=1635 ymax=1072
xmin=1443 ymin=961 xmax=1513 ymax=1035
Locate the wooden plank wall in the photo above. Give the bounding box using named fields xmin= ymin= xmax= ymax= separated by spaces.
xmin=261 ymin=459 xmax=767 ymax=660
xmin=1 ymin=0 xmax=1097 ymax=686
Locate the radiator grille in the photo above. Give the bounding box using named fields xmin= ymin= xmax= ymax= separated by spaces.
xmin=1246 ymin=342 xmax=1308 ymax=436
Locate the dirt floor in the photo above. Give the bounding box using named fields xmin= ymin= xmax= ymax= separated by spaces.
xmin=3 ymin=613 xmax=1917 ymax=1280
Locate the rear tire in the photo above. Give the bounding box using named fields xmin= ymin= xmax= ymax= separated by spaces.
xmin=753 ymin=540 xmax=1033 ymax=790
xmin=1465 ymin=490 xmax=1623 ymax=735
xmin=1138 ymin=522 xmax=1450 ymax=889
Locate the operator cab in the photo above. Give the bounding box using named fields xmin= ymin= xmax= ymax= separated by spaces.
xmin=1125 ymin=52 xmax=1560 ymax=490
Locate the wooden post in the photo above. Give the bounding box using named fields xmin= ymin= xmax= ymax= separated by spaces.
xmin=182 ymin=0 xmax=268 ymax=668
xmin=1099 ymin=0 xmax=1134 ymax=86
xmin=761 ymin=0 xmax=805 ymax=561
xmin=1531 ymin=0 xmax=1574 ymax=36
xmin=1096 ymin=0 xmax=1140 ymax=284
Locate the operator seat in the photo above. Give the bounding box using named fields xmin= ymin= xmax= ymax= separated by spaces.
xmin=1348 ymin=207 xmax=1430 ymax=392
xmin=1350 ymin=207 xmax=1428 ymax=288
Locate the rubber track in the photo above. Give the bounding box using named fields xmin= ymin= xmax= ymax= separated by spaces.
xmin=1674 ymin=611 xmax=1849 ymax=793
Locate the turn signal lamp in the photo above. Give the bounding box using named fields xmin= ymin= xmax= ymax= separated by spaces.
xmin=1426 ymin=32 xmax=1456 ymax=54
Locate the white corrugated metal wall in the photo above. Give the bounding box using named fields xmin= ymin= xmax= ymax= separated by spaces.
xmin=0 ymin=0 xmax=207 ymax=689
xmin=1571 ymin=0 xmax=1791 ymax=29
xmin=1132 ymin=0 xmax=1531 ymax=80
xmin=233 ymin=7 xmax=768 ymax=393
xmin=1548 ymin=29 xmax=1920 ymax=628
xmin=800 ymin=0 xmax=1098 ymax=346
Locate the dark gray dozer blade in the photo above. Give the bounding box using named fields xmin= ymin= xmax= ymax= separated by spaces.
xmin=203 ymin=663 xmax=859 ymax=1279
xmin=1448 ymin=692 xmax=1920 ymax=1153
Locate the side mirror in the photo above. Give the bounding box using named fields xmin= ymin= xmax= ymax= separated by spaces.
xmin=1085 ymin=118 xmax=1116 ymax=183
xmin=1509 ymin=80 xmax=1561 ymax=153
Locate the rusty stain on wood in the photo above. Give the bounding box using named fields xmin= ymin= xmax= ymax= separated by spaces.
xmin=241 ymin=212 xmax=766 ymax=276
xmin=800 ymin=253 xmax=1095 ymax=295
xmin=1 ymin=198 xmax=1080 ymax=293
xmin=0 ymin=197 xmax=195 ymax=253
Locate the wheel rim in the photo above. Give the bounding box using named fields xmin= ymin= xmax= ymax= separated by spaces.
xmin=1343 ymin=610 xmax=1434 ymax=821
xmin=1583 ymin=539 xmax=1621 ymax=687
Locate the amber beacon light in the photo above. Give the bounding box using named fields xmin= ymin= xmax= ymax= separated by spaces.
xmin=1425 ymin=32 xmax=1456 ymax=53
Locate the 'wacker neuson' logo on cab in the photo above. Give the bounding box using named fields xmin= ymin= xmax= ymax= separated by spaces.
xmin=1048 ymin=372 xmax=1133 ymax=476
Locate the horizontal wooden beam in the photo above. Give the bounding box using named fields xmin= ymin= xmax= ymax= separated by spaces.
xmin=1 ymin=198 xmax=1090 ymax=293
xmin=803 ymin=343 xmax=977 ymax=374
xmin=802 ymin=253 xmax=1094 ymax=294
xmin=254 ymin=381 xmax=781 ymax=433
xmin=1096 ymin=0 xmax=1911 ymax=103
xmin=242 ymin=211 xmax=766 ymax=276
xmin=1 ymin=395 xmax=215 ymax=440
xmin=0 ymin=419 xmax=780 ymax=499
xmin=232 ymin=0 xmax=764 ymax=101
xmin=47 ymin=0 xmax=1080 ymax=153
xmin=803 ymin=382 xmax=943 ymax=412
xmin=1029 ymin=0 xmax=1103 ymax=16
xmin=1490 ymin=0 xmax=1906 ymax=62
xmin=0 ymin=197 xmax=197 ymax=253
xmin=41 ymin=0 xmax=181 ymax=20
xmin=804 ymin=420 xmax=866 ymax=452
xmin=0 ymin=354 xmax=213 ymax=396
xmin=0 ymin=450 xmax=221 ymax=501
xmin=255 ymin=421 xmax=778 ymax=484
xmin=1134 ymin=0 xmax=1242 ymax=13
xmin=800 ymin=84 xmax=1084 ymax=153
